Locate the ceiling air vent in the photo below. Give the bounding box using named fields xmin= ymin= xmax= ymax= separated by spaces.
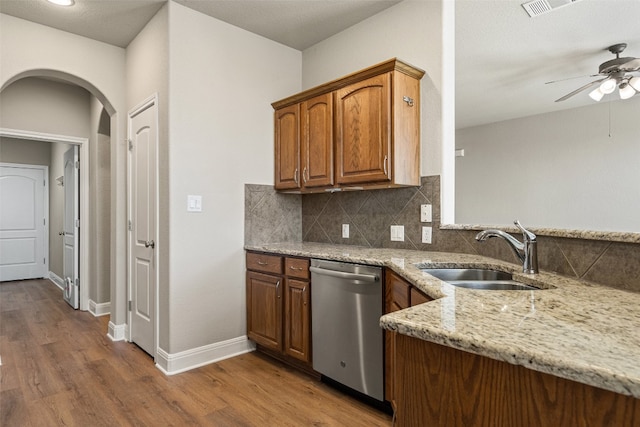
xmin=522 ymin=0 xmax=583 ymax=17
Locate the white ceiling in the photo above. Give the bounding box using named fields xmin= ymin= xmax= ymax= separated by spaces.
xmin=0 ymin=0 xmax=401 ymax=50
xmin=1 ymin=0 xmax=639 ymax=129
xmin=456 ymin=0 xmax=640 ymax=128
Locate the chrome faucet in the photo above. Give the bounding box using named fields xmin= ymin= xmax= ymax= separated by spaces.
xmin=475 ymin=220 xmax=538 ymax=274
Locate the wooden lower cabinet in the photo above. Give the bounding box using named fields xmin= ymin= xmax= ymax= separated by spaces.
xmin=246 ymin=270 xmax=282 ymax=351
xmin=284 ymin=278 xmax=310 ymax=362
xmin=246 ymin=252 xmax=311 ymax=367
xmin=384 ymin=269 xmax=433 ymax=409
xmin=395 ymin=333 xmax=640 ymax=427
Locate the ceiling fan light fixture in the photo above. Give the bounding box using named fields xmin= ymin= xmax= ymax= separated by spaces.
xmin=589 ymin=87 xmax=605 ymax=102
xmin=599 ymin=78 xmax=617 ymax=94
xmin=47 ymin=0 xmax=75 ymax=6
xmin=619 ymin=83 xmax=636 ymax=100
xmin=629 ymin=76 xmax=640 ymax=92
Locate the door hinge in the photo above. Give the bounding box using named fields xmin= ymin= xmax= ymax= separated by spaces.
xmin=75 ymin=160 xmax=80 ymax=169
xmin=128 ymin=139 xmax=133 ymax=150
xmin=75 ymin=219 xmax=80 ymax=228
xmin=128 ymin=220 xmax=132 ymax=231
xmin=75 ymin=278 xmax=79 ymax=287
xmin=44 ymin=257 xmax=46 ymax=264
xmin=128 ymin=301 xmax=132 ymax=311
xmin=44 ymin=218 xmax=46 ymax=226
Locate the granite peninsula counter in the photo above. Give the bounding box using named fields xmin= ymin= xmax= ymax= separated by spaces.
xmin=245 ymin=242 xmax=640 ymax=399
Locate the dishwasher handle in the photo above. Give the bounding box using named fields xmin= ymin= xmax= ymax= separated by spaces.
xmin=309 ymin=266 xmax=379 ymax=283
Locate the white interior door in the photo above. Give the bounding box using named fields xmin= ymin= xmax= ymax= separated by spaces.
xmin=62 ymin=147 xmax=80 ymax=309
xmin=128 ymin=96 xmax=158 ymax=357
xmin=0 ymin=164 xmax=48 ymax=282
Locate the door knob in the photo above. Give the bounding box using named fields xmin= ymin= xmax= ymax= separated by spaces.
xmin=144 ymin=240 xmax=155 ymax=249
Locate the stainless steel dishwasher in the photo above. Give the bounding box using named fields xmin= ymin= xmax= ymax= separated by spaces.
xmin=310 ymin=259 xmax=383 ymax=401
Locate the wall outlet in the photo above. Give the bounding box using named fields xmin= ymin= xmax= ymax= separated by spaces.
xmin=342 ymin=224 xmax=349 ymax=239
xmin=420 ymin=204 xmax=432 ymax=222
xmin=390 ymin=225 xmax=404 ymax=242
xmin=422 ymin=226 xmax=432 ymax=244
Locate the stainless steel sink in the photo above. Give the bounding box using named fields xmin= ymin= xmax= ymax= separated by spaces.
xmin=421 ymin=268 xmax=541 ymax=291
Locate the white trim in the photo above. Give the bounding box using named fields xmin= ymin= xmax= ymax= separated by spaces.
xmin=0 ymin=128 xmax=91 ymax=311
xmin=49 ymin=271 xmax=64 ymax=290
xmin=440 ymin=0 xmax=456 ymax=225
xmin=89 ymin=299 xmax=110 ymax=317
xmin=107 ymin=321 xmax=127 ymax=341
xmin=155 ymin=336 xmax=256 ymax=375
xmin=127 ymin=93 xmax=160 ymax=359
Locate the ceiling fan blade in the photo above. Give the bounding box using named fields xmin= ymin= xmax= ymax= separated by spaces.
xmin=545 ymin=74 xmax=600 ymax=85
xmin=554 ymin=78 xmax=607 ymax=102
xmin=619 ymin=58 xmax=640 ymax=71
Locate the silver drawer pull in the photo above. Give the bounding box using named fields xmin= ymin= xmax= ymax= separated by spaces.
xmin=289 ymin=266 xmax=304 ymax=271
xmin=257 ymin=261 xmax=268 ymax=266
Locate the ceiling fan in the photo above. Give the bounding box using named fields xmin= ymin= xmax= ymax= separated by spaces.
xmin=553 ymin=43 xmax=640 ymax=102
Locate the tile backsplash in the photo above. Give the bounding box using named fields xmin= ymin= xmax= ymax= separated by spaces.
xmin=246 ymin=177 xmax=640 ymax=293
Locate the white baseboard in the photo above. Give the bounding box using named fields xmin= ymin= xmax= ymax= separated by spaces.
xmin=155 ymin=336 xmax=256 ymax=375
xmin=89 ymin=299 xmax=111 ymax=317
xmin=107 ymin=321 xmax=127 ymax=341
xmin=49 ymin=271 xmax=64 ymax=290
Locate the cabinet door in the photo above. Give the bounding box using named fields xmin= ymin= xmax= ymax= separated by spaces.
xmin=335 ymin=73 xmax=391 ymax=185
xmin=301 ymin=93 xmax=333 ymax=188
xmin=284 ymin=278 xmax=311 ymax=363
xmin=384 ymin=269 xmax=411 ymax=407
xmin=246 ymin=271 xmax=283 ymax=351
xmin=274 ymin=104 xmax=300 ymax=190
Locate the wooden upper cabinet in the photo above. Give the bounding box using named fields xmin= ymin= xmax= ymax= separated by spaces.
xmin=301 ymin=93 xmax=333 ymax=188
xmin=274 ymin=104 xmax=300 ymax=190
xmin=336 ymin=73 xmax=391 ymax=185
xmin=272 ymin=58 xmax=424 ymax=193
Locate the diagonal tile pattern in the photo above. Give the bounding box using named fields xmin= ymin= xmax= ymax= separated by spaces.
xmin=246 ymin=177 xmax=640 ymax=293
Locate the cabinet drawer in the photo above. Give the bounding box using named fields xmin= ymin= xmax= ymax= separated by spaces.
xmin=247 ymin=252 xmax=283 ymax=275
xmin=285 ymin=257 xmax=310 ymax=280
xmin=386 ymin=270 xmax=410 ymax=312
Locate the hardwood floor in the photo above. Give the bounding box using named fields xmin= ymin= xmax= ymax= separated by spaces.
xmin=0 ymin=279 xmax=392 ymax=426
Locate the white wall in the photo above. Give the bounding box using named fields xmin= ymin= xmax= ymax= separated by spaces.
xmin=166 ymin=2 xmax=301 ymax=353
xmin=0 ymin=77 xmax=91 ymax=278
xmin=455 ymin=96 xmax=640 ymax=232
xmin=302 ymin=0 xmax=444 ymax=178
xmin=125 ymin=3 xmax=170 ymax=349
xmin=0 ymin=12 xmax=127 ymax=323
xmin=89 ymin=96 xmax=111 ymax=304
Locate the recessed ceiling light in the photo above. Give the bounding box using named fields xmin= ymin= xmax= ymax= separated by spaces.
xmin=47 ymin=0 xmax=75 ymax=6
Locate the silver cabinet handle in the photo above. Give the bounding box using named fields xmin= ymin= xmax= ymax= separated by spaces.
xmin=59 ymin=231 xmax=65 ymax=236
xmin=144 ymin=240 xmax=155 ymax=249
xmin=294 ymin=168 xmax=299 ymax=185
xmin=257 ymin=260 xmax=268 ymax=266
xmin=289 ymin=265 xmax=303 ymax=271
xmin=276 ymin=280 xmax=281 ymax=298
xmin=383 ymin=155 xmax=388 ymax=176
xmin=302 ymin=166 xmax=308 ymax=183
xmin=310 ymin=266 xmax=379 ymax=283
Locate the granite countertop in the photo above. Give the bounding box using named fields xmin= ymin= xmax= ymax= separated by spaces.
xmin=245 ymin=242 xmax=640 ymax=399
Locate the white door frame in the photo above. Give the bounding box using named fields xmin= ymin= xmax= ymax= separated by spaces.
xmin=127 ymin=93 xmax=160 ymax=356
xmin=0 ymin=127 xmax=90 ymax=311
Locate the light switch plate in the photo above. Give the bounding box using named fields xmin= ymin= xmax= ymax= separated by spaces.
xmin=422 ymin=226 xmax=432 ymax=244
xmin=187 ymin=195 xmax=202 ymax=212
xmin=420 ymin=204 xmax=432 ymax=222
xmin=390 ymin=225 xmax=404 ymax=242
xmin=342 ymin=224 xmax=349 ymax=239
